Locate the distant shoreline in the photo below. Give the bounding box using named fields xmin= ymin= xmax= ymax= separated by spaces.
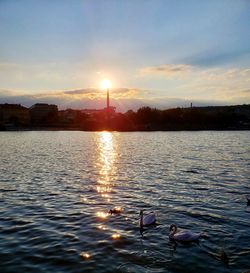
xmin=1 ymin=127 xmax=250 ymax=132
xmin=1 ymin=104 xmax=250 ymax=131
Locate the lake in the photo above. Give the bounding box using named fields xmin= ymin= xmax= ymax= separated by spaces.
xmin=0 ymin=131 xmax=250 ymax=273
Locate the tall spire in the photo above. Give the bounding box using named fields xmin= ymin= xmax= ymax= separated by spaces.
xmin=107 ymin=88 xmax=109 ymax=111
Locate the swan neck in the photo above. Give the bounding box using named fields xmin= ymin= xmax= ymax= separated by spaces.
xmin=173 ymin=226 xmax=177 ymax=234
xmin=170 ymin=225 xmax=177 ymax=237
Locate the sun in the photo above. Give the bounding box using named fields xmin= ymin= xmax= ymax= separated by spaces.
xmin=100 ymin=79 xmax=111 ymax=90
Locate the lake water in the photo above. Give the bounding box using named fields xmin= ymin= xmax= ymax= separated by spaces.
xmin=0 ymin=131 xmax=250 ymax=273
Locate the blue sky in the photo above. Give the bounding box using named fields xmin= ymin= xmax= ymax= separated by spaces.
xmin=0 ymin=0 xmax=249 ymax=110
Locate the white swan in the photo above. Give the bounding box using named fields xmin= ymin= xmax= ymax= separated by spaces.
xmin=140 ymin=210 xmax=156 ymax=228
xmin=169 ymin=224 xmax=201 ymax=242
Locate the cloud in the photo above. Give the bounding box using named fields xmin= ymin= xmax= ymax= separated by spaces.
xmin=1 ymin=62 xmax=249 ymax=111
xmin=139 ymin=63 xmax=250 ymax=100
xmin=0 ymin=89 xmax=20 ymax=96
xmin=199 ymin=67 xmax=250 ymax=81
xmin=0 ymin=62 xmax=90 ymax=91
xmin=182 ymin=49 xmax=250 ymax=67
xmin=139 ymin=64 xmax=193 ymax=77
xmin=63 ymin=89 xmax=97 ymax=95
xmin=140 ymin=64 xmax=250 ymax=80
xmin=62 ymin=88 xmax=142 ymax=97
xmin=0 ymin=87 xmax=149 ymax=111
xmin=0 ymin=87 xmax=237 ymax=112
xmin=242 ymin=89 xmax=250 ymax=94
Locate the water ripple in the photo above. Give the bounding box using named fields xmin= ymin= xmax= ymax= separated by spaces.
xmin=0 ymin=131 xmax=249 ymax=273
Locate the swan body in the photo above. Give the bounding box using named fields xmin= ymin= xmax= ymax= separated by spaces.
xmin=140 ymin=210 xmax=156 ymax=227
xmin=169 ymin=224 xmax=201 ymax=242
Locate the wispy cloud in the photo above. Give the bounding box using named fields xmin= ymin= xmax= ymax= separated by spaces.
xmin=63 ymin=88 xmax=143 ymax=97
xmin=0 ymin=87 xmax=238 ymax=112
xmin=63 ymin=89 xmax=96 ymax=95
xmin=242 ymin=89 xmax=250 ymax=94
xmin=182 ymin=49 xmax=250 ymax=67
xmin=140 ymin=64 xmax=250 ymax=80
xmin=0 ymin=87 xmax=149 ymax=111
xmin=139 ymin=63 xmax=250 ymax=100
xmin=1 ymin=61 xmax=249 ymax=111
xmin=0 ymin=62 xmax=92 ymax=91
xmin=139 ymin=64 xmax=193 ymax=77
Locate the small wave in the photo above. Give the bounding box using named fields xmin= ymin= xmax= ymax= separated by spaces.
xmin=0 ymin=188 xmax=16 ymax=192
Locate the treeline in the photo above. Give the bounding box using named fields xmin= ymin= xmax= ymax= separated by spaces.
xmin=58 ymin=105 xmax=250 ymax=131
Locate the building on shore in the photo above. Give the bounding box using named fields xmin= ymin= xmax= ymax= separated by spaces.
xmin=0 ymin=103 xmax=30 ymax=126
xmin=30 ymin=103 xmax=58 ymax=124
xmin=81 ymin=106 xmax=116 ymax=116
xmin=81 ymin=108 xmax=104 ymax=115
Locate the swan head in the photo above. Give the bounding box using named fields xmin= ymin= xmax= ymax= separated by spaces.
xmin=169 ymin=224 xmax=177 ymax=234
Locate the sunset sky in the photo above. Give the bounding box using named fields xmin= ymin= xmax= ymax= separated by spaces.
xmin=0 ymin=0 xmax=250 ymax=111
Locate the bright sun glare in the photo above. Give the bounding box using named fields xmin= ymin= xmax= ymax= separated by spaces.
xmin=100 ymin=79 xmax=111 ymax=90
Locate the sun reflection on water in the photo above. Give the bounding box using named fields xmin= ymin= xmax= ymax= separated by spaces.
xmin=96 ymin=132 xmax=117 ymax=202
xmin=97 ymin=225 xmax=107 ymax=231
xmin=80 ymin=252 xmax=91 ymax=259
xmin=96 ymin=211 xmax=109 ymax=219
xmin=96 ymin=185 xmax=112 ymax=193
xmin=112 ymin=233 xmax=121 ymax=240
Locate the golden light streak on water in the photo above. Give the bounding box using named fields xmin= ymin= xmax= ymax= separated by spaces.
xmin=96 ymin=132 xmax=117 ymax=203
xmin=80 ymin=195 xmax=88 ymax=202
xmin=112 ymin=233 xmax=121 ymax=239
xmin=80 ymin=252 xmax=91 ymax=259
xmin=113 ymin=206 xmax=122 ymax=212
xmin=96 ymin=186 xmax=112 ymax=193
xmin=101 ymin=193 xmax=110 ymax=198
xmin=1 ymin=131 xmax=249 ymax=272
xmin=96 ymin=211 xmax=109 ymax=219
xmin=110 ymin=206 xmax=123 ymax=214
xmin=98 ymin=225 xmax=107 ymax=231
